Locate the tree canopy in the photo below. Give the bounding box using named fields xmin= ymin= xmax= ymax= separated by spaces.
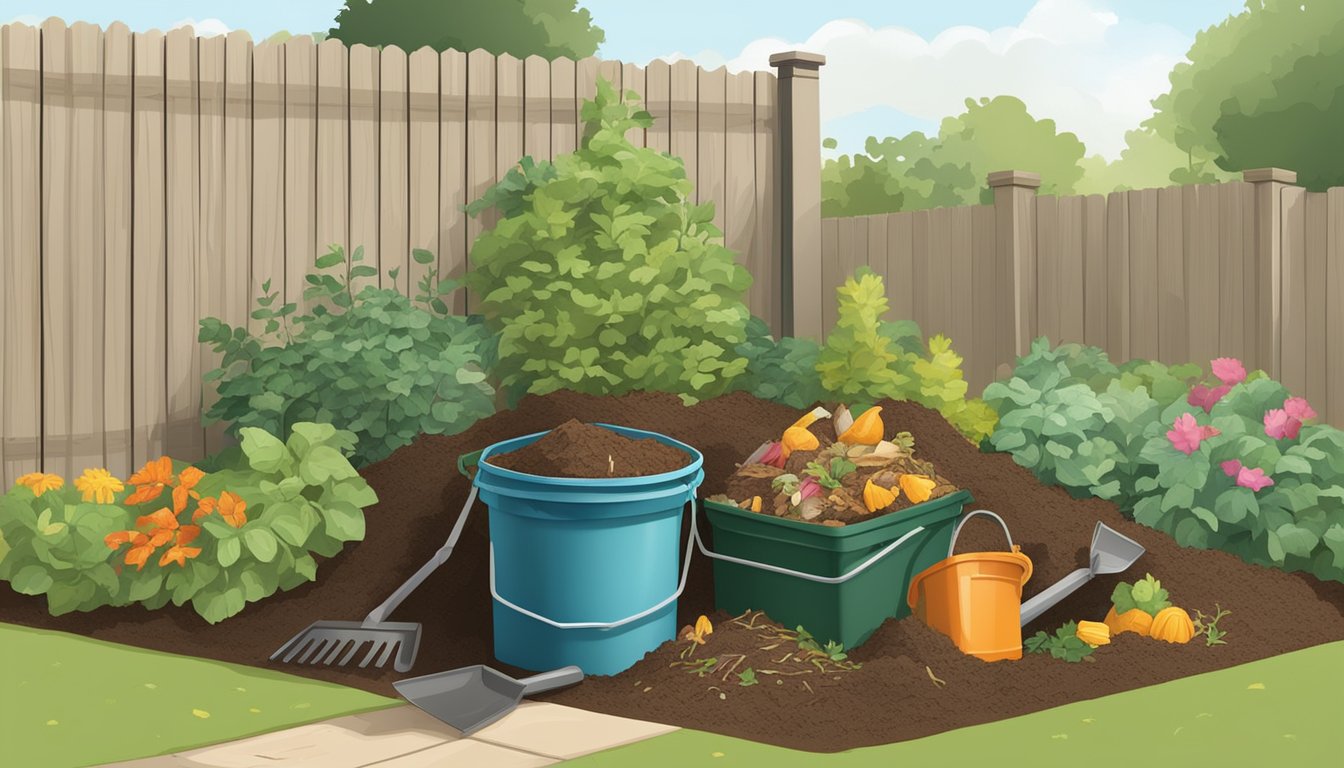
xmin=822 ymin=96 xmax=1086 ymax=216
xmin=1145 ymin=0 xmax=1344 ymax=190
xmin=328 ymin=0 xmax=604 ymax=59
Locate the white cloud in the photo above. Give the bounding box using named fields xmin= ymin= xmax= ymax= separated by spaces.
xmin=650 ymin=0 xmax=1189 ymax=159
xmin=170 ymin=17 xmax=232 ymax=38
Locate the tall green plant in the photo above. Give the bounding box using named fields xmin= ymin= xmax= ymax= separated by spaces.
xmin=815 ymin=267 xmax=997 ymax=442
xmin=465 ymin=78 xmax=753 ymax=404
xmin=200 ymin=246 xmax=495 ymax=467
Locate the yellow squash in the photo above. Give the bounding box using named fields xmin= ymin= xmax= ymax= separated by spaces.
xmin=862 ymin=478 xmax=897 ymax=513
xmin=1075 ymin=620 xmax=1112 ymax=647
xmin=790 ymin=406 xmax=832 ymax=431
xmin=781 ymin=426 xmax=820 ymax=453
xmin=899 ymin=474 xmax=937 ymax=504
xmin=838 ymin=406 xmax=884 ymax=445
xmin=1103 ymin=606 xmax=1153 ymax=637
xmin=1150 ymin=607 xmax=1195 ymax=644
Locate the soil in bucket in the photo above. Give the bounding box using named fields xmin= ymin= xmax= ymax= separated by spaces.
xmin=484 ymin=418 xmax=692 ymax=478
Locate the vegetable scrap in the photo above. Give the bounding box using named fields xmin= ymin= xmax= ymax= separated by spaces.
xmin=711 ymin=404 xmax=956 ymax=524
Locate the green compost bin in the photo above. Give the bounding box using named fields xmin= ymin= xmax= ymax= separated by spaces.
xmin=703 ymin=489 xmax=971 ymax=649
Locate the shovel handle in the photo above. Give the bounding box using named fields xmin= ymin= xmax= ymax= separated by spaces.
xmin=365 ymin=486 xmax=478 ymax=624
xmin=1018 ymin=566 xmax=1092 ymax=627
xmin=518 ymin=665 xmax=585 ymax=695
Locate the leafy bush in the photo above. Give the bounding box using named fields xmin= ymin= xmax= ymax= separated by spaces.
xmin=815 ymin=267 xmax=997 ymax=442
xmin=1132 ymin=376 xmax=1344 ymax=582
xmin=200 ymin=245 xmax=495 ymax=467
xmin=0 ymin=424 xmax=378 ymax=622
xmin=464 ymin=78 xmax=752 ymax=405
xmin=984 ymin=339 xmax=1211 ymax=508
xmin=733 ymin=316 xmax=826 ymax=409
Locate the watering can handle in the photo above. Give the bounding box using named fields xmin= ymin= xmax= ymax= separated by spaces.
xmin=489 ymin=488 xmax=700 ymax=631
xmin=947 ymin=509 xmax=1015 ymax=558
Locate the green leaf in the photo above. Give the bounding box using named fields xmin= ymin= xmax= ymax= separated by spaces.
xmin=269 ymin=502 xmax=320 ymax=547
xmin=321 ymin=501 xmax=366 ymax=542
xmin=217 ymin=536 xmax=242 ymax=568
xmin=412 ymin=248 xmax=435 ymax=265
xmin=11 ymin=564 xmax=54 ymax=595
xmin=240 ymin=428 xmax=294 ymax=474
xmin=299 ymin=445 xmax=359 ymax=485
xmin=243 ymin=528 xmax=280 ymax=563
xmin=315 ymin=249 xmax=345 ymax=268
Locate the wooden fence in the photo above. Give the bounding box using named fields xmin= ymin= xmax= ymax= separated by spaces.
xmin=822 ymin=168 xmax=1344 ymax=426
xmin=0 ymin=18 xmax=827 ymax=485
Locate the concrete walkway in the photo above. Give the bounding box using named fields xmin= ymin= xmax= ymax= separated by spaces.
xmin=100 ymin=702 xmax=677 ymax=767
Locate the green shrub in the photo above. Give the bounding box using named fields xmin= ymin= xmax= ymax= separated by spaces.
xmin=733 ymin=316 xmax=827 ymax=409
xmin=200 ymin=245 xmax=495 ymax=467
xmin=464 ymin=77 xmax=752 ymax=404
xmin=814 ymin=267 xmax=997 ymax=442
xmin=0 ymin=424 xmax=378 ymax=622
xmin=1132 ymin=377 xmax=1344 ymax=583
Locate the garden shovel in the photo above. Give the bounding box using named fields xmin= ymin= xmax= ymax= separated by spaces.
xmin=394 ymin=664 xmax=584 ymax=735
xmin=1018 ymin=521 xmax=1145 ymax=627
xmin=269 ymin=487 xmax=478 ymax=672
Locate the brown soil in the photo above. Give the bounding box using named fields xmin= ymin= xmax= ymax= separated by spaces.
xmin=3 ymin=391 xmax=1343 ymax=753
xmin=484 ymin=418 xmax=691 ymax=478
xmin=719 ymin=415 xmax=955 ymax=524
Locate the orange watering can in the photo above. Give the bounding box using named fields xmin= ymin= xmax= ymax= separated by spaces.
xmin=907 ymin=510 xmax=1033 ymax=662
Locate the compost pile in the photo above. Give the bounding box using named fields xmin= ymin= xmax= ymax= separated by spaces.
xmin=484 ymin=418 xmax=690 ymax=478
xmin=713 ymin=405 xmax=956 ymax=524
xmin=4 ymin=390 xmax=1344 ymax=753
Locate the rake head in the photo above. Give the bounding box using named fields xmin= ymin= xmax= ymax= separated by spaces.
xmin=270 ymin=620 xmax=423 ymax=673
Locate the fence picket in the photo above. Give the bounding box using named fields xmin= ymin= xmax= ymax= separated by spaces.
xmin=1328 ymin=188 xmax=1344 ymax=427
xmin=970 ymin=205 xmax=997 ymax=388
xmin=1057 ymin=195 xmax=1084 ymax=345
xmin=821 ymin=217 xmax=840 ymax=337
xmin=104 ymin=23 xmax=134 ymax=475
xmin=523 ymin=55 xmax=551 ymax=161
xmin=1128 ymin=188 xmax=1159 ymax=360
xmin=1188 ymin=184 xmax=1220 ymax=364
xmin=1280 ymin=186 xmax=1308 ymax=393
xmin=199 ymin=33 xmax=229 ymax=455
xmin=725 ymin=71 xmax=756 ymax=310
xmin=316 ymin=38 xmax=349 ymax=266
xmin=1157 ymin=185 xmax=1186 ymax=363
xmin=132 ymin=29 xmax=169 ymax=469
xmin=887 ymin=212 xmax=914 ymax=323
xmin=284 ymin=36 xmax=316 ymax=307
xmin=1034 ymin=195 xmax=1059 ymax=345
xmin=1305 ymin=192 xmax=1329 ymax=412
xmin=948 ymin=206 xmax=974 ymax=352
xmin=751 ymin=70 xmax=778 ymax=333
xmin=438 ymin=49 xmax=467 ymax=314
xmin=379 ymin=46 xmax=409 ymax=294
xmin=698 ymin=66 xmax=726 ymax=233
xmin=1082 ymin=194 xmax=1107 ymax=349
xmin=348 ymin=44 xmax=379 ymax=293
xmin=670 ymin=60 xmax=697 ymax=199
xmin=408 ymin=47 xmax=440 ymax=298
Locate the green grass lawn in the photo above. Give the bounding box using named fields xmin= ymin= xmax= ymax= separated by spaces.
xmin=565 ymin=640 xmax=1344 ymax=767
xmin=0 ymin=623 xmax=398 ymax=768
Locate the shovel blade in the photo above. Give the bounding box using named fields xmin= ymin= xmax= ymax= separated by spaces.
xmin=1090 ymin=523 xmax=1145 ymax=575
xmin=394 ymin=666 xmax=523 ymax=735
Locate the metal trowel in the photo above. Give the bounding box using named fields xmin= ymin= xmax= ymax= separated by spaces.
xmin=1019 ymin=522 xmax=1145 ymax=626
xmin=394 ymin=664 xmax=584 ymax=735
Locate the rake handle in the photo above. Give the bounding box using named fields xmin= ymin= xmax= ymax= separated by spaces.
xmin=365 ymin=486 xmax=478 ymax=624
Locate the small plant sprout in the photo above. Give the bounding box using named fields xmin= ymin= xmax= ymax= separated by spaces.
xmin=608 ymin=454 xmax=615 ymax=476
xmin=737 ymin=668 xmax=759 ymax=687
xmin=1194 ymin=605 xmax=1232 ymax=646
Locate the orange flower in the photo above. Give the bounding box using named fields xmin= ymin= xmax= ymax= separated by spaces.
xmin=158 ymin=526 xmax=203 ymax=568
xmin=218 ymin=491 xmax=247 ymax=528
xmin=105 ymin=506 xmax=185 ymax=570
xmin=16 ymin=472 xmax=64 ymax=495
xmin=105 ymin=529 xmax=157 ymax=571
xmin=125 ymin=457 xmax=175 ymax=505
xmin=173 ymin=467 xmax=205 ymax=514
xmin=192 ymin=496 xmax=217 ymax=522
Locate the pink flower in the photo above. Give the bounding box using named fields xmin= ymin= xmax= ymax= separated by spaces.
xmin=1283 ymin=396 xmax=1317 ymax=422
xmin=1188 ymin=384 xmax=1231 ymax=413
xmin=1235 ymin=466 xmax=1275 ymax=492
xmin=1221 ymin=459 xmax=1243 ymax=477
xmin=1210 ymin=358 xmax=1246 ymax=386
xmin=1167 ymin=413 xmax=1221 ymax=456
xmin=1264 ymin=409 xmax=1303 ymax=441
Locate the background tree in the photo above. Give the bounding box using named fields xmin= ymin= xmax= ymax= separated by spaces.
xmin=328 ymin=0 xmax=604 ymax=58
xmin=1144 ymin=0 xmax=1344 ymax=189
xmin=822 ymin=96 xmax=1085 ymax=216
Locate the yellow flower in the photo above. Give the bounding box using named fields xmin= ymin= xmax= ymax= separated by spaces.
xmin=16 ymin=472 xmax=64 ymax=495
xmin=75 ymin=468 xmax=125 ymax=504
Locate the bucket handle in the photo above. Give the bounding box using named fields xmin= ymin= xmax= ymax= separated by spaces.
xmin=488 ymin=489 xmax=698 ymax=632
xmin=947 ymin=509 xmax=1015 ymax=558
xmin=691 ymin=503 xmax=927 ymax=585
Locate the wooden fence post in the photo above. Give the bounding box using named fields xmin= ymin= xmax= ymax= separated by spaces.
xmin=770 ymin=51 xmax=825 ymax=340
xmin=1244 ymin=167 xmax=1298 ymax=380
xmin=988 ymin=170 xmax=1040 ymax=374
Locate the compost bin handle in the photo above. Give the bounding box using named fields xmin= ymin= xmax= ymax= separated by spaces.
xmin=488 ymin=488 xmax=699 ymax=631
xmin=690 ymin=503 xmax=927 ymax=585
xmin=947 ymin=509 xmax=1015 ymax=558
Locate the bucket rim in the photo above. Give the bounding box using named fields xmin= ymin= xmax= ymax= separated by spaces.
xmin=475 ymin=423 xmax=704 ymax=487
xmin=704 ymin=488 xmax=972 ymax=538
xmin=906 ymin=549 xmax=1033 ymax=608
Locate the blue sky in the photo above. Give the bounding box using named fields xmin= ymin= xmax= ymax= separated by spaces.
xmin=5 ymin=0 xmax=1247 ymax=158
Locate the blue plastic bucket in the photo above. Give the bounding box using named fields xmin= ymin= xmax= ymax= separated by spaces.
xmin=472 ymin=424 xmax=704 ymax=676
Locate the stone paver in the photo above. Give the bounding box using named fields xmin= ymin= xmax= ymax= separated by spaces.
xmin=471 ymin=701 xmax=679 ymax=760
xmin=365 ymin=739 xmax=557 ymax=767
xmin=96 ymin=701 xmax=673 ymax=767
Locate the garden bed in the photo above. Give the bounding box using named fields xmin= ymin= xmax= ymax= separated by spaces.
xmin=3 ymin=391 xmax=1343 ymax=752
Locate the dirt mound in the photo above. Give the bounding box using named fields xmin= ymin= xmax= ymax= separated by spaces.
xmin=3 ymin=390 xmax=1342 ymax=752
xmin=484 ymin=418 xmax=691 ymax=478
